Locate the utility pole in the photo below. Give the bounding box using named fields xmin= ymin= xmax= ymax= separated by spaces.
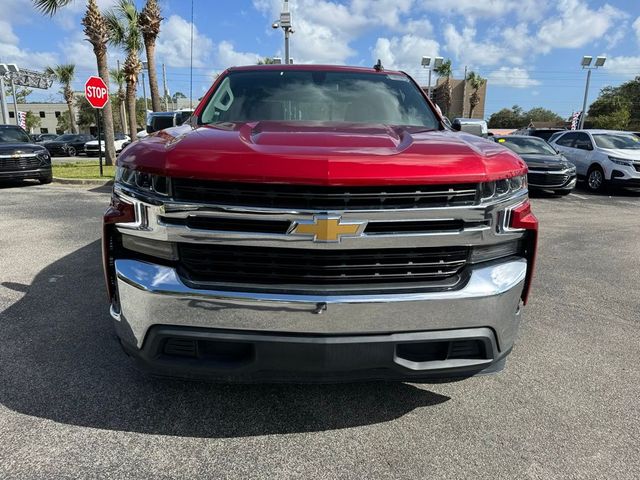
xmin=10 ymin=78 xmax=19 ymax=126
xmin=162 ymin=63 xmax=169 ymax=111
xmin=273 ymin=0 xmax=294 ymax=65
xmin=0 ymin=76 xmax=8 ymax=124
xmin=141 ymin=71 xmax=148 ymax=112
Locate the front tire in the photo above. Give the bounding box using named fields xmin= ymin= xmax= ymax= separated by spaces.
xmin=67 ymin=146 xmax=77 ymax=157
xmin=586 ymin=166 xmax=606 ymax=193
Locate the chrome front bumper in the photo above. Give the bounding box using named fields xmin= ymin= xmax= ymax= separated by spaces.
xmin=112 ymin=257 xmax=527 ymax=354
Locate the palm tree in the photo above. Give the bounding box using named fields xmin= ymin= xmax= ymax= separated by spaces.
xmin=434 ymin=58 xmax=453 ymax=118
xmin=138 ymin=0 xmax=162 ymax=112
xmin=34 ymin=0 xmax=117 ymax=166
xmin=105 ymin=0 xmax=142 ymax=140
xmin=110 ymin=67 xmax=128 ymax=133
xmin=45 ymin=64 xmax=78 ymax=134
xmin=466 ymin=71 xmax=486 ymax=118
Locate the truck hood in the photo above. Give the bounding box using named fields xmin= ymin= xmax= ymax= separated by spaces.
xmin=0 ymin=143 xmax=47 ymax=155
xmin=119 ymin=122 xmax=527 ymax=186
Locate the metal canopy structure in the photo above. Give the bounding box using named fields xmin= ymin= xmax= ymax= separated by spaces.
xmin=1 ymin=66 xmax=54 ymax=90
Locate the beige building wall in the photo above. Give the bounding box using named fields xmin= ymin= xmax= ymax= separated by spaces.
xmin=430 ymin=78 xmax=487 ymax=120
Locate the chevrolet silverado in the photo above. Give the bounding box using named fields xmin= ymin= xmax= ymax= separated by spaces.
xmin=103 ymin=64 xmax=538 ymax=382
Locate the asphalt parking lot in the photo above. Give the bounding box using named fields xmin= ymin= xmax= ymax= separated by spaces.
xmin=1 ymin=182 xmax=639 ymax=479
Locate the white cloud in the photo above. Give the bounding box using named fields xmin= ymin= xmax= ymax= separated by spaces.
xmin=487 ymin=67 xmax=540 ymax=88
xmin=604 ymin=56 xmax=640 ymax=80
xmin=536 ymin=0 xmax=626 ymax=52
xmin=252 ymin=0 xmax=427 ymax=64
xmin=0 ymin=19 xmax=58 ymax=71
xmin=633 ymin=17 xmax=640 ymax=43
xmin=372 ymin=35 xmax=439 ymax=74
xmin=155 ymin=15 xmax=213 ymax=68
xmin=443 ymin=24 xmax=510 ymax=67
xmin=216 ymin=41 xmax=261 ymax=67
xmin=420 ymin=0 xmax=547 ymax=22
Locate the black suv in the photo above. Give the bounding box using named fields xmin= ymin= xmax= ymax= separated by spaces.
xmin=43 ymin=133 xmax=94 ymax=157
xmin=0 ymin=125 xmax=52 ymax=184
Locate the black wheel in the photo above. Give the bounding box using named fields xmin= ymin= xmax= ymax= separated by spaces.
xmin=554 ymin=189 xmax=572 ymax=196
xmin=586 ymin=166 xmax=606 ymax=192
xmin=67 ymin=146 xmax=77 ymax=157
xmin=39 ymin=175 xmax=53 ymax=185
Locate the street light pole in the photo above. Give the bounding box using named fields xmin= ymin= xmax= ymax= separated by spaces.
xmin=273 ymin=0 xmax=294 ymax=65
xmin=10 ymin=78 xmax=19 ymax=126
xmin=578 ymin=55 xmax=606 ymax=130
xmin=422 ymin=56 xmax=443 ymax=100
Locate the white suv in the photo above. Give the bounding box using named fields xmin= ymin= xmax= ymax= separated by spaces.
xmin=550 ymin=129 xmax=640 ymax=192
xmin=85 ymin=133 xmax=130 ymax=157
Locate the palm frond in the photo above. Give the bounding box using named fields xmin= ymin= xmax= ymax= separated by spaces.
xmin=32 ymin=0 xmax=73 ymax=16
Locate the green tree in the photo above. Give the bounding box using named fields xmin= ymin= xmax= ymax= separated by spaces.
xmin=25 ymin=111 xmax=41 ymax=132
xmin=138 ymin=0 xmax=162 ymax=112
xmin=257 ymin=57 xmax=279 ymax=65
xmin=35 ymin=0 xmax=118 ymax=166
xmin=523 ymin=107 xmax=563 ymax=124
xmin=466 ymin=71 xmax=486 ymax=118
xmin=76 ymin=96 xmax=97 ymax=130
xmin=110 ymin=67 xmax=128 ymax=132
xmin=45 ymin=64 xmax=78 ymax=134
xmin=487 ymin=105 xmax=524 ymax=128
xmin=434 ymin=58 xmax=453 ymax=117
xmin=587 ymin=77 xmax=640 ymax=130
xmin=57 ymin=110 xmax=71 ymax=133
xmin=106 ymin=0 xmax=143 ymax=140
xmin=5 ymin=87 xmax=33 ymax=103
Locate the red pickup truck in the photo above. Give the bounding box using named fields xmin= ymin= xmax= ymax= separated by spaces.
xmin=103 ymin=64 xmax=537 ymax=382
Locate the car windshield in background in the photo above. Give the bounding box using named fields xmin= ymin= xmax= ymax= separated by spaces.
xmin=0 ymin=128 xmax=31 ymax=143
xmin=55 ymin=135 xmax=76 ymax=141
xmin=200 ymin=69 xmax=438 ymax=128
xmin=593 ymin=134 xmax=640 ymax=150
xmin=498 ymin=137 xmax=557 ymax=155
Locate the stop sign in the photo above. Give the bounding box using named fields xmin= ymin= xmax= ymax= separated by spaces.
xmin=85 ymin=76 xmax=109 ymax=109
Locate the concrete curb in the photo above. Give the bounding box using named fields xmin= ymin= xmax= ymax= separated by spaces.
xmin=53 ymin=177 xmax=114 ymax=187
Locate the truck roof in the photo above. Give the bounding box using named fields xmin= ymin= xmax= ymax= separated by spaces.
xmin=227 ymin=64 xmax=406 ymax=76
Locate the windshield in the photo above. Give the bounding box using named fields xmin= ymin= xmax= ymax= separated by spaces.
xmin=0 ymin=128 xmax=31 ymax=143
xmin=55 ymin=135 xmax=76 ymax=141
xmin=593 ymin=133 xmax=640 ymax=150
xmin=497 ymin=137 xmax=557 ymax=155
xmin=200 ymin=69 xmax=438 ymax=128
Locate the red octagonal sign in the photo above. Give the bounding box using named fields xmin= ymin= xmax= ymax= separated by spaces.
xmin=85 ymin=76 xmax=109 ymax=109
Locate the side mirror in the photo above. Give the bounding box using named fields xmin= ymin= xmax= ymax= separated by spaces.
xmin=451 ymin=119 xmax=461 ymax=131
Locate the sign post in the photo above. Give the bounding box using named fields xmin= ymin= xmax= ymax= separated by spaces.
xmin=84 ymin=76 xmax=109 ymax=177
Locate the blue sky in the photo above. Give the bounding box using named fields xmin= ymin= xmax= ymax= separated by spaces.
xmin=2 ymin=0 xmax=639 ymax=118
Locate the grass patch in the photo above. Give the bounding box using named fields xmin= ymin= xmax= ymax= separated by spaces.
xmin=53 ymin=162 xmax=116 ymax=179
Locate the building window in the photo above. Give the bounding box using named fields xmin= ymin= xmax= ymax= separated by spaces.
xmin=40 ymin=128 xmax=49 ymax=134
xmin=9 ymin=111 xmax=14 ymax=118
xmin=39 ymin=111 xmax=46 ymax=118
xmin=55 ymin=111 xmax=61 ymax=118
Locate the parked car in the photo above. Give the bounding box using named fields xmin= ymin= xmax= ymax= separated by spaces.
xmin=33 ymin=133 xmax=59 ymax=143
xmin=146 ymin=110 xmax=193 ymax=134
xmin=0 ymin=124 xmax=52 ymax=184
xmin=550 ymin=129 xmax=640 ymax=192
xmin=513 ymin=127 xmax=566 ymax=142
xmin=494 ymin=135 xmax=576 ymax=195
xmin=85 ymin=133 xmax=130 ymax=156
xmin=43 ymin=133 xmax=95 ymax=157
xmin=104 ymin=64 xmax=538 ymax=382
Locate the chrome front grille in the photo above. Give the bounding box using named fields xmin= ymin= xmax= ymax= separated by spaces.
xmin=0 ymin=155 xmax=40 ymax=171
xmin=114 ymin=180 xmax=529 ymax=293
xmin=528 ymin=171 xmax=570 ymax=187
xmin=178 ymin=244 xmax=469 ymax=286
xmin=171 ymin=179 xmax=479 ymax=210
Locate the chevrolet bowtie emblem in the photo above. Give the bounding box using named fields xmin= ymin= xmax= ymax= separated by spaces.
xmin=289 ymin=216 xmax=367 ymax=242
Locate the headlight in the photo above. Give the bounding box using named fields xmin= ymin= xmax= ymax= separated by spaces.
xmin=115 ymin=166 xmax=171 ymax=196
xmin=608 ymin=156 xmax=633 ymax=166
xmin=36 ymin=151 xmax=50 ymax=162
xmin=481 ymin=174 xmax=527 ymax=201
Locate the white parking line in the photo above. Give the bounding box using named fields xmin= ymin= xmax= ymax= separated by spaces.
xmin=571 ymin=193 xmax=589 ymax=200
